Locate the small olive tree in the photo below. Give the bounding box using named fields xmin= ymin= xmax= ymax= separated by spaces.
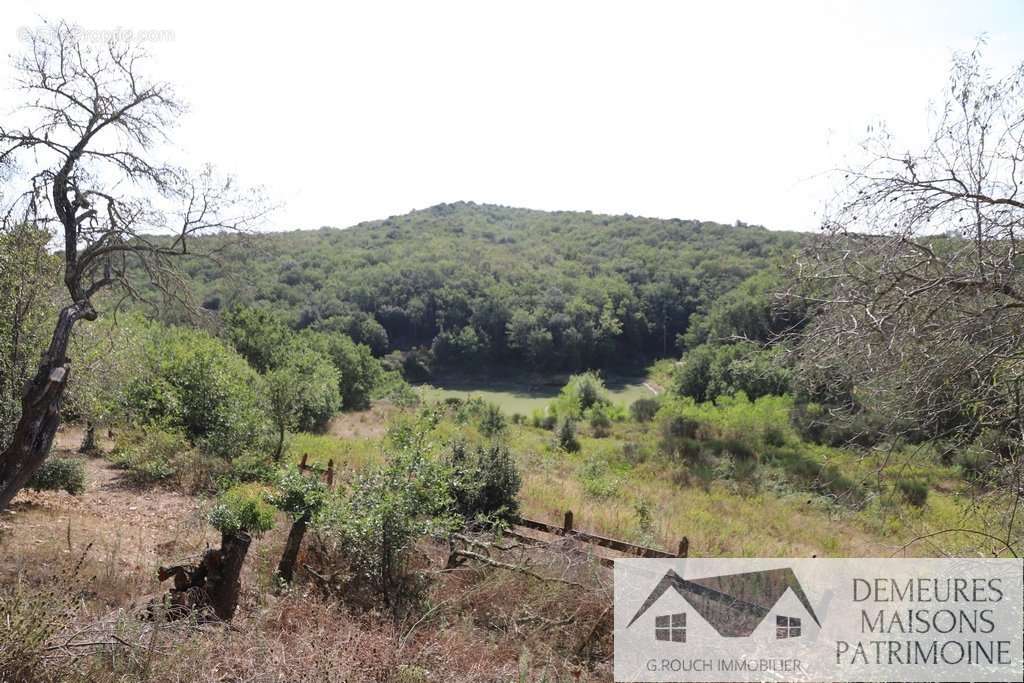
xmin=267 ymin=466 xmax=327 ymax=584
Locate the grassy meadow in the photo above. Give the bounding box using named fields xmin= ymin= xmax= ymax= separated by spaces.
xmin=417 ymin=374 xmax=655 ymax=415
xmin=285 ymin=384 xmax=1015 ymax=561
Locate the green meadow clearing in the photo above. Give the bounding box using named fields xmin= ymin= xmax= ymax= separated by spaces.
xmin=417 ymin=374 xmax=656 ymax=415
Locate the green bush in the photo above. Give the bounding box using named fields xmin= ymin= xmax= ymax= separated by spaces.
xmin=449 ymin=441 xmax=521 ymax=524
xmin=579 ymin=459 xmax=620 ymax=499
xmin=790 ymin=402 xmax=885 ymax=448
xmin=26 ymin=458 xmax=85 ymax=495
xmin=589 ymin=406 xmax=612 ymax=437
xmin=629 ymin=397 xmax=660 ymax=422
xmin=312 ymin=442 xmax=455 ymax=607
xmin=208 ymin=483 xmax=277 ymax=536
xmin=268 ymin=465 xmax=328 ymax=519
xmin=300 ymin=330 xmax=383 ymax=410
xmin=126 ymin=326 xmax=269 ymax=458
xmin=958 ymin=447 xmax=995 ymax=481
xmin=622 ymin=441 xmax=649 ymax=464
xmin=531 ymin=410 xmax=557 ymax=430
xmin=219 ymin=452 xmax=278 ymax=489
xmin=715 ymin=437 xmax=756 ymax=462
xmin=108 ymin=428 xmax=189 ymax=486
xmin=555 ymin=418 xmax=580 ymax=452
xmin=477 ymin=402 xmax=506 ymax=437
xmin=896 ymin=479 xmax=929 ymax=507
xmin=267 ymin=343 xmax=341 ymax=433
xmin=675 ymin=342 xmax=791 ymax=403
xmin=658 ymin=415 xmax=700 ymax=459
xmin=553 ymin=372 xmax=611 ymax=419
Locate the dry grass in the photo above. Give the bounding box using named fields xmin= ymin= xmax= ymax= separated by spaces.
xmin=4 ymin=532 xmax=615 ymax=682
xmin=2 ymin=426 xmax=615 ymax=682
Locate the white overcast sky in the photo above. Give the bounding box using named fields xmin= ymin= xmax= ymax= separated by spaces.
xmin=2 ymin=1 xmax=1023 ymax=232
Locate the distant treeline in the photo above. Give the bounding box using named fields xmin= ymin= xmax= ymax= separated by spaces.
xmin=168 ymin=202 xmax=805 ymax=371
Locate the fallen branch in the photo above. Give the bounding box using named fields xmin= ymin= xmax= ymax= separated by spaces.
xmin=447 ymin=548 xmax=586 ymax=589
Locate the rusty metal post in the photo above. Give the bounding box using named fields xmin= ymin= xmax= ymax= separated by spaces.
xmin=326 ymin=459 xmax=334 ymax=488
xmin=563 ymin=510 xmax=574 ymax=534
xmin=677 ymin=536 xmax=689 ymax=558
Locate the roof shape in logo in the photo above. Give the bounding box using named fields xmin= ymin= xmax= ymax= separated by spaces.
xmin=627 ymin=567 xmax=821 ymax=637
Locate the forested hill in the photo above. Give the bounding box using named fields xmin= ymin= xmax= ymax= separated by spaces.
xmin=179 ymin=202 xmax=806 ymax=371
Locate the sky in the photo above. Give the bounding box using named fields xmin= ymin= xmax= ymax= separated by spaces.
xmin=2 ymin=0 xmax=1023 ymax=232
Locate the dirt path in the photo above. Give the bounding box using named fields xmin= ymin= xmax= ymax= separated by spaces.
xmin=0 ymin=426 xmax=217 ymax=603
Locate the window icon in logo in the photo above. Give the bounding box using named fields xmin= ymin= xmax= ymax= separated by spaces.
xmin=655 ymin=613 xmax=686 ymax=642
xmin=776 ymin=615 xmax=801 ymax=639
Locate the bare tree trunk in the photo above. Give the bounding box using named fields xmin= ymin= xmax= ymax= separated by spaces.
xmin=273 ymin=423 xmax=285 ymax=461
xmin=276 ymin=512 xmax=310 ymax=584
xmin=0 ymin=301 xmax=94 ymax=510
xmin=79 ymin=420 xmax=97 ymax=454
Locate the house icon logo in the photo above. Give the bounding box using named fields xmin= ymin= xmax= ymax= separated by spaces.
xmin=626 ymin=567 xmax=821 ymax=643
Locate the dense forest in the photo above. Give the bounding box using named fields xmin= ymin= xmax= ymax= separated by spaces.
xmin=174 ymin=203 xmax=804 ymax=371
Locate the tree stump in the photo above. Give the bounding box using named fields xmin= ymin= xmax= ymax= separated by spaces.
xmin=152 ymin=531 xmax=252 ymax=621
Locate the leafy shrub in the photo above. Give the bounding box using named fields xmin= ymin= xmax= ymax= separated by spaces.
xmin=220 ymin=452 xmax=277 ymax=488
xmin=555 ymin=418 xmax=580 ymax=452
xmin=208 ymin=483 xmax=277 ymax=536
xmin=622 ymin=441 xmax=649 ymax=464
xmin=126 ymin=326 xmax=269 ymax=458
xmin=478 ymin=402 xmax=506 ymax=437
xmin=107 ymin=427 xmax=193 ymax=485
xmin=553 ymin=372 xmax=610 ymax=419
xmin=958 ymin=446 xmax=995 ymax=481
xmin=658 ymin=415 xmax=700 ymax=459
xmin=531 ymin=410 xmax=557 ymax=430
xmin=300 ymin=330 xmax=384 ymax=410
xmin=896 ymin=479 xmax=929 ymax=507
xmin=630 ymin=397 xmax=660 ymax=422
xmin=266 ymin=343 xmax=341 ymax=434
xmin=579 ymin=459 xmax=620 ymax=499
xmin=222 ymin=305 xmax=292 ymax=373
xmin=376 ymin=371 xmax=420 ymax=407
xmin=675 ymin=342 xmax=791 ymax=403
xmin=26 ymin=458 xmax=85 ymax=495
xmin=312 ymin=443 xmax=455 ymax=607
xmin=790 ymin=402 xmax=885 ymax=448
xmin=400 ymin=349 xmax=433 ymax=383
xmin=449 ymin=441 xmax=521 ymax=524
xmin=715 ymin=437 xmax=756 ymax=462
xmin=589 ymin=406 xmax=612 ymax=437
xmin=510 ymin=413 xmax=525 ymax=425
xmin=268 ymin=465 xmax=328 ymax=519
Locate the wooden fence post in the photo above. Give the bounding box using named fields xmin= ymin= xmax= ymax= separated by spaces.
xmin=325 ymin=459 xmax=334 ymax=488
xmin=299 ymin=453 xmax=308 ymax=470
xmin=677 ymin=537 xmax=689 ymax=558
xmin=563 ymin=510 xmax=574 ymax=534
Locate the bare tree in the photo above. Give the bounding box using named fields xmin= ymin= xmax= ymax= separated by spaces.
xmin=0 ymin=21 xmax=267 ymax=510
xmin=793 ymin=45 xmax=1024 ymax=555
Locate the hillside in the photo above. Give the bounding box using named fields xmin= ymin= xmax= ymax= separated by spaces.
xmin=175 ymin=203 xmax=805 ymax=370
